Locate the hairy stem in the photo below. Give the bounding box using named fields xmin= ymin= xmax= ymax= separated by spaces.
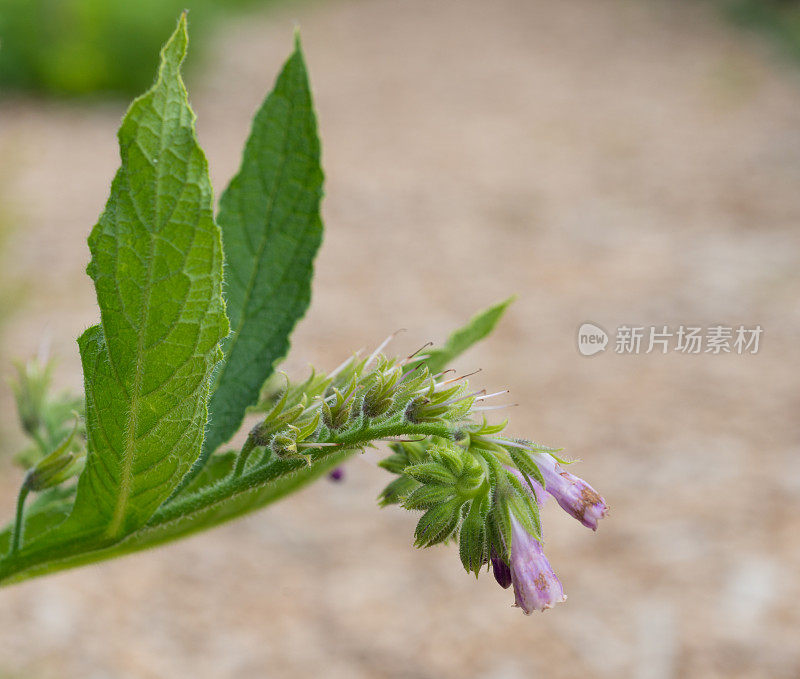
xmin=10 ymin=485 xmax=29 ymax=555
xmin=0 ymin=420 xmax=453 ymax=586
xmin=233 ymin=438 xmax=257 ymax=477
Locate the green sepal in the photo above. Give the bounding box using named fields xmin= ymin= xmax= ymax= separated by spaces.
xmin=413 ymin=499 xmax=463 ymax=548
xmin=487 ymin=474 xmax=514 ymax=559
xmin=505 ymin=473 xmax=541 ymax=541
xmin=459 ymin=491 xmax=490 ymax=575
xmin=434 ymin=445 xmax=465 ymax=478
xmin=378 ymin=452 xmax=409 ymax=475
xmin=378 ymin=475 xmax=420 ymax=507
xmin=507 ymin=446 xmax=547 ymax=495
xmin=403 ymin=484 xmax=456 ymax=511
xmin=403 ymin=462 xmax=456 ymax=487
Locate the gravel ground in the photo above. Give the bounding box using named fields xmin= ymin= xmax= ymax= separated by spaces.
xmin=1 ymin=0 xmax=799 ymax=677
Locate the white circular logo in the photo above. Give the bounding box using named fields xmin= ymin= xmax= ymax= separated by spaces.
xmin=577 ymin=323 xmax=608 ymax=356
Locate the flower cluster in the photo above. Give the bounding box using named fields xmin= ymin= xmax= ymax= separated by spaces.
xmin=10 ymin=339 xmax=606 ymax=613
xmin=381 ymin=430 xmax=607 ymax=613
xmin=248 ymin=338 xmax=608 ymax=615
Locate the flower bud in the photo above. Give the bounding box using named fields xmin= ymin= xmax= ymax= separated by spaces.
xmin=10 ymin=359 xmax=51 ymax=438
xmin=533 ymin=453 xmax=608 ymax=530
xmin=24 ymin=423 xmax=83 ymax=491
xmin=271 ymin=432 xmax=298 ymax=458
xmin=490 ymin=548 xmax=512 ymax=589
xmin=509 ymin=515 xmax=566 ymax=613
xmin=322 ymin=391 xmax=352 ymax=431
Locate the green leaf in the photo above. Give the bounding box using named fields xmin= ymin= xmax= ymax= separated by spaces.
xmin=191 ymin=34 xmax=324 ymax=481
xmin=422 ymin=296 xmax=515 ymax=374
xmin=59 ymin=14 xmax=228 ymax=541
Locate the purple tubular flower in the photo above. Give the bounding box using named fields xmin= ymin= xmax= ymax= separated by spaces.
xmin=533 ymin=453 xmax=608 ymax=531
xmin=327 ymin=467 xmax=345 ymax=482
xmin=509 ymin=515 xmax=566 ymax=613
xmin=491 ymin=548 xmax=512 ymax=589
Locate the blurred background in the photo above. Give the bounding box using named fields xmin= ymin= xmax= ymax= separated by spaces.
xmin=1 ymin=0 xmax=799 ymax=677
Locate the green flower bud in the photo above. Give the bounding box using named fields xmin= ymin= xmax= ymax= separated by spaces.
xmin=24 ymin=420 xmax=83 ymax=491
xmin=9 ymin=359 xmax=52 ymax=439
xmin=271 ymin=432 xmax=298 ymax=459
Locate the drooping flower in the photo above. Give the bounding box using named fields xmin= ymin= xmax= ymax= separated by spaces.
xmin=490 ymin=548 xmax=512 ymax=589
xmin=534 ymin=453 xmax=608 ymax=530
xmin=508 ymin=515 xmax=565 ymax=613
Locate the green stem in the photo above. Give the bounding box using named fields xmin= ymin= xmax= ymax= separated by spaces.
xmin=10 ymin=484 xmax=30 ymax=555
xmin=233 ymin=438 xmax=256 ymax=477
xmin=0 ymin=420 xmax=454 ymax=586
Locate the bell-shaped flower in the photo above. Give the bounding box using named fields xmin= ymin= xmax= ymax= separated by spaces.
xmin=508 ymin=515 xmax=566 ymax=613
xmin=534 ymin=453 xmax=608 ymax=530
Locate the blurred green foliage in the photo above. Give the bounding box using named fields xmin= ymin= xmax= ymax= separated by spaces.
xmin=0 ymin=0 xmax=264 ymax=97
xmin=723 ymin=0 xmax=800 ymax=62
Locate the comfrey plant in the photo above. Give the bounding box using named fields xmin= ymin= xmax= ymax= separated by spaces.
xmin=0 ymin=15 xmax=607 ymax=614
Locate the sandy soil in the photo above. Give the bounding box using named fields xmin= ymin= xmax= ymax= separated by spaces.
xmin=1 ymin=0 xmax=799 ymax=677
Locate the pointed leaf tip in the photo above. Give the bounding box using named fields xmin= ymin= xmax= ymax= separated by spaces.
xmin=161 ymin=12 xmax=189 ymax=68
xmin=421 ymin=296 xmax=516 ymax=375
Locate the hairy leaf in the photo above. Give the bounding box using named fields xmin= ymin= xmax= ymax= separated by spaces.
xmin=423 ymin=296 xmax=515 ymax=374
xmin=61 ymin=15 xmax=228 ymax=541
xmin=189 ymin=35 xmax=323 ymax=485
